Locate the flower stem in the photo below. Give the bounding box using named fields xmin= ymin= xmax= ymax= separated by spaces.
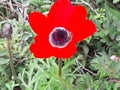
xmin=7 ymin=38 xmax=15 ymax=78
xmin=57 ymin=59 xmax=71 ymax=89
xmin=7 ymin=38 xmax=24 ymax=90
xmin=58 ymin=59 xmax=62 ymax=77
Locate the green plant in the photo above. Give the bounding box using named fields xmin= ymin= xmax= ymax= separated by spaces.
xmin=0 ymin=0 xmax=120 ymax=90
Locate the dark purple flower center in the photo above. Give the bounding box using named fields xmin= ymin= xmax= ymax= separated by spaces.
xmin=49 ymin=27 xmax=72 ymax=48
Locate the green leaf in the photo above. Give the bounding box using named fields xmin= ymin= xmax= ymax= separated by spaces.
xmin=116 ymin=35 xmax=120 ymax=41
xmin=0 ymin=67 xmax=3 ymax=72
xmin=0 ymin=49 xmax=8 ymax=57
xmin=22 ymin=32 xmax=32 ymax=41
xmin=0 ymin=58 xmax=9 ymax=65
xmin=113 ymin=0 xmax=120 ymax=3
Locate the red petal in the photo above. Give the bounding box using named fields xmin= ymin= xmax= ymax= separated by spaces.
xmin=28 ymin=12 xmax=47 ymax=35
xmin=30 ymin=35 xmax=76 ymax=58
xmin=76 ymin=20 xmax=96 ymax=42
xmin=30 ymin=35 xmax=76 ymax=59
xmin=28 ymin=12 xmax=54 ymax=58
xmin=53 ymin=42 xmax=76 ymax=58
xmin=73 ymin=5 xmax=87 ymax=20
xmin=30 ymin=35 xmax=53 ymax=58
xmin=67 ymin=20 xmax=96 ymax=42
xmin=66 ymin=5 xmax=96 ymax=42
xmin=47 ymin=0 xmax=74 ymax=27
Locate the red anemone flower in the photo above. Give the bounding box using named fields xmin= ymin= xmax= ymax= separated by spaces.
xmin=28 ymin=0 xmax=96 ymax=58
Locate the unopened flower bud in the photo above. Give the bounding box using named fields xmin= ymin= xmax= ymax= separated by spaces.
xmin=1 ymin=22 xmax=13 ymax=39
